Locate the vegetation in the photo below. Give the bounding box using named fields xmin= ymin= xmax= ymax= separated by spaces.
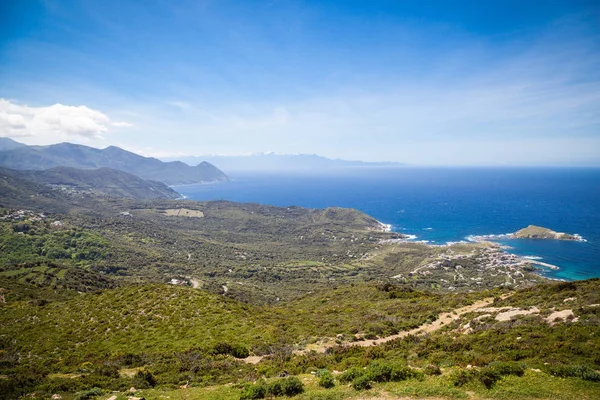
xmin=0 ymin=179 xmax=598 ymax=399
xmin=513 ymin=225 xmax=579 ymax=240
xmin=15 ymin=166 xmax=182 ymax=199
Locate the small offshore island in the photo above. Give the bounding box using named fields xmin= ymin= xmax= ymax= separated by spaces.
xmin=513 ymin=225 xmax=584 ymax=241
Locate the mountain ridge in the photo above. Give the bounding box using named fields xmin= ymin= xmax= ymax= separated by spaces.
xmin=0 ymin=139 xmax=229 ymax=185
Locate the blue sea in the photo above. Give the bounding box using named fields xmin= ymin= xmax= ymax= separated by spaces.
xmin=175 ymin=168 xmax=600 ymax=281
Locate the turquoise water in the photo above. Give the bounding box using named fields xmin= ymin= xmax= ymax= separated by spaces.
xmin=175 ymin=167 xmax=600 ymax=281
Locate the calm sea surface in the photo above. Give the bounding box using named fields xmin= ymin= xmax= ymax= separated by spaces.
xmin=175 ymin=168 xmax=600 ymax=281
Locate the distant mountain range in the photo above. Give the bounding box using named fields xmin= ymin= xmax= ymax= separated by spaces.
xmin=0 ymin=137 xmax=27 ymax=151
xmin=0 ymin=138 xmax=229 ymax=185
xmin=164 ymin=152 xmax=405 ymax=172
xmin=12 ymin=166 xmax=182 ymax=200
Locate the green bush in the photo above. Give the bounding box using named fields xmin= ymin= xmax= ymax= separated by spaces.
xmin=213 ymin=342 xmax=234 ymax=355
xmin=318 ymin=371 xmax=335 ymax=388
xmin=424 ymin=364 xmax=442 ymax=376
xmin=240 ymin=380 xmax=267 ymax=400
xmin=546 ymin=364 xmax=600 ymax=382
xmin=390 ymin=364 xmax=420 ymax=381
xmin=132 ymin=369 xmax=156 ymax=388
xmin=366 ymin=361 xmax=392 ymax=382
xmin=487 ymin=361 xmax=526 ymax=377
xmin=213 ymin=342 xmax=250 ymax=358
xmin=280 ymin=376 xmax=304 ymax=396
xmin=338 ymin=367 xmax=364 ymax=383
xmin=95 ymin=363 xmax=120 ymax=378
xmin=232 ymin=344 xmax=250 ymax=359
xmin=351 ymin=375 xmax=371 ymax=390
xmin=478 ymin=367 xmax=501 ymax=389
xmin=267 ymin=379 xmax=284 ymax=396
xmin=450 ymin=369 xmax=477 ymax=387
xmin=74 ymin=387 xmax=103 ymax=400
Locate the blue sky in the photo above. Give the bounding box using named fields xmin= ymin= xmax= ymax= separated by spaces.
xmin=0 ymin=0 xmax=599 ymax=165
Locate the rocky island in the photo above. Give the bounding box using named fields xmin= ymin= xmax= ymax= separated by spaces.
xmin=512 ymin=225 xmax=582 ymax=241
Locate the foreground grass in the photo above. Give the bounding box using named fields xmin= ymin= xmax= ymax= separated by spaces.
xmin=94 ymin=370 xmax=600 ymax=400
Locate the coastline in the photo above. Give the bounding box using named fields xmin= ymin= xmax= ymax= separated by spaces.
xmin=378 ymin=225 xmax=570 ymax=283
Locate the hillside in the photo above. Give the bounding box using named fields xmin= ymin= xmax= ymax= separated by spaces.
xmin=0 ymin=140 xmax=229 ymax=185
xmin=14 ymin=166 xmax=182 ymax=199
xmin=0 ymin=167 xmax=74 ymax=212
xmin=1 ymin=279 xmax=599 ymax=399
xmin=0 ymin=178 xmax=599 ymax=399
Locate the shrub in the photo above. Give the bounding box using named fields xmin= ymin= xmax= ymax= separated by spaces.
xmin=280 ymin=376 xmax=304 ymax=396
xmin=213 ymin=342 xmax=250 ymax=358
xmin=232 ymin=344 xmax=250 ymax=359
xmin=267 ymin=379 xmax=283 ymax=396
xmin=390 ymin=364 xmax=420 ymax=381
xmin=74 ymin=387 xmax=103 ymax=400
xmin=366 ymin=361 xmax=392 ymax=382
xmin=132 ymin=369 xmax=156 ymax=388
xmin=95 ymin=363 xmax=120 ymax=378
xmin=450 ymin=369 xmax=476 ymax=387
xmin=339 ymin=367 xmax=364 ymax=383
xmin=240 ymin=380 xmax=267 ymax=400
xmin=351 ymin=375 xmax=371 ymax=391
xmin=213 ymin=342 xmax=234 ymax=355
xmin=546 ymin=364 xmax=600 ymax=382
xmin=478 ymin=367 xmax=501 ymax=389
xmin=487 ymin=361 xmax=525 ymax=377
xmin=318 ymin=371 xmax=335 ymax=388
xmin=424 ymin=364 xmax=442 ymax=376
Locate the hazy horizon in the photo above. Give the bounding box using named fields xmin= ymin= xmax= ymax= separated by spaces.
xmin=1 ymin=0 xmax=599 ymax=166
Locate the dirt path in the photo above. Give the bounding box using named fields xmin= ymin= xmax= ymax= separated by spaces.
xmin=242 ymin=294 xmax=508 ymax=364
xmin=350 ymin=295 xmax=505 ymax=348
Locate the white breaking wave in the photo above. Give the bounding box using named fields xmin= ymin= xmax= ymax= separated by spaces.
xmin=466 ymin=233 xmax=515 ymax=242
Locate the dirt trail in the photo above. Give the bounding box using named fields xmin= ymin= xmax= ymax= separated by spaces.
xmin=242 ymin=294 xmax=508 ymax=364
xmin=349 ymin=295 xmax=506 ymax=348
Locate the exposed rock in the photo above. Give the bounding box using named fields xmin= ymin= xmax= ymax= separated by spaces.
xmin=545 ymin=309 xmax=578 ymax=325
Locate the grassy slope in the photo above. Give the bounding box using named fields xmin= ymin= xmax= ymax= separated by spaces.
xmin=1 ymin=280 xmax=599 ymax=399
xmin=1 ymin=194 xmax=598 ymax=399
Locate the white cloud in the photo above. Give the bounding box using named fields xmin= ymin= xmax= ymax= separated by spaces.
xmin=0 ymin=99 xmax=132 ymax=144
xmin=112 ymin=121 xmax=135 ymax=128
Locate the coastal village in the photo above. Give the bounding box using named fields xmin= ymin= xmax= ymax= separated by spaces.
xmin=386 ymin=239 xmax=549 ymax=291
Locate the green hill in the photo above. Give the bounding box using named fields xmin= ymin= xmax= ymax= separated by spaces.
xmin=14 ymin=166 xmax=182 ymax=200
xmin=0 ymin=141 xmax=229 ymax=185
xmin=1 ymin=280 xmax=599 ymax=400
